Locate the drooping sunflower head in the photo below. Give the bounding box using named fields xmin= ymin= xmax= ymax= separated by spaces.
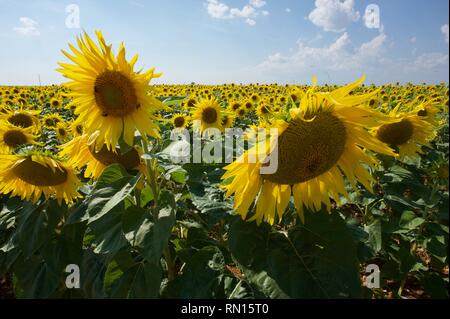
xmin=191 ymin=97 xmax=223 ymax=133
xmin=57 ymin=31 xmax=163 ymax=150
xmin=0 ymin=152 xmax=81 ymax=204
xmin=59 ymin=134 xmax=145 ymax=179
xmin=0 ymin=122 xmax=38 ymax=153
xmin=373 ymin=103 xmax=438 ymax=158
xmin=2 ymin=109 xmax=40 ymax=133
xmin=222 ymin=76 xmax=398 ymax=225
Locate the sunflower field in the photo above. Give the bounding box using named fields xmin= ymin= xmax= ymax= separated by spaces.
xmin=0 ymin=32 xmax=448 ymax=299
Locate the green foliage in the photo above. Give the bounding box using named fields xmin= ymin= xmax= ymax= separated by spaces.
xmin=0 ymin=117 xmax=448 ymax=300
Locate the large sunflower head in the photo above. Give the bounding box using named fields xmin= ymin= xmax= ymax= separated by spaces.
xmin=59 ymin=134 xmax=145 ymax=179
xmin=0 ymin=122 xmax=38 ymax=153
xmin=0 ymin=151 xmax=81 ymax=204
xmin=191 ymin=97 xmax=223 ymax=133
xmin=222 ymin=76 xmax=398 ymax=225
xmin=57 ymin=31 xmax=163 ymax=150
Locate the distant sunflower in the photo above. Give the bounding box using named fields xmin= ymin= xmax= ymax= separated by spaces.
xmin=222 ymin=76 xmax=397 ymax=225
xmin=60 ymin=134 xmax=145 ymax=179
xmin=0 ymin=152 xmax=81 ymax=204
xmin=171 ymin=113 xmax=190 ymax=129
xmin=42 ymin=113 xmax=64 ymax=129
xmin=191 ymin=97 xmax=223 ymax=133
xmin=374 ymin=104 xmax=438 ymax=158
xmin=256 ymin=102 xmax=272 ymax=119
xmin=55 ymin=122 xmax=71 ymax=142
xmin=58 ymin=31 xmax=162 ymax=150
xmin=71 ymin=122 xmax=84 ymax=137
xmin=0 ymin=123 xmax=38 ymax=152
xmin=222 ymin=113 xmax=235 ymax=129
xmin=50 ymin=97 xmax=62 ymax=109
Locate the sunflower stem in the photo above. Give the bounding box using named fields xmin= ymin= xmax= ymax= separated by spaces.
xmin=163 ymin=247 xmax=176 ymax=281
xmin=141 ymin=137 xmax=160 ymax=208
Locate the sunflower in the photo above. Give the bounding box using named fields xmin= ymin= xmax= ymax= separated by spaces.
xmin=42 ymin=113 xmax=64 ymax=129
xmin=222 ymin=76 xmax=397 ymax=225
xmin=71 ymin=122 xmax=84 ymax=137
xmin=171 ymin=113 xmax=190 ymax=129
xmin=59 ymin=134 xmax=145 ymax=179
xmin=0 ymin=122 xmax=38 ymax=152
xmin=191 ymin=97 xmax=223 ymax=133
xmin=57 ymin=31 xmax=162 ymax=150
xmin=222 ymin=113 xmax=235 ymax=129
xmin=50 ymin=97 xmax=62 ymax=109
xmin=374 ymin=103 xmax=438 ymax=158
xmin=0 ymin=152 xmax=81 ymax=204
xmin=256 ymin=102 xmax=272 ymax=119
xmin=55 ymin=122 xmax=71 ymax=142
xmin=2 ymin=109 xmax=40 ymax=133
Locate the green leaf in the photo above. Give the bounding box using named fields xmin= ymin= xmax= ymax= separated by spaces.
xmin=122 ymin=190 xmax=176 ymax=264
xmin=229 ymin=211 xmax=361 ymax=298
xmin=228 ymin=217 xmax=270 ymax=270
xmin=175 ymin=246 xmax=228 ymax=298
xmin=80 ymin=249 xmax=107 ymax=298
xmin=398 ymin=211 xmax=425 ymax=231
xmin=88 ymin=205 xmax=129 ymax=255
xmin=420 ymin=272 xmax=449 ymax=298
xmin=87 ymin=172 xmax=141 ymax=224
xmin=109 ymin=261 xmax=162 ymax=299
xmin=365 ymin=219 xmax=382 ymax=253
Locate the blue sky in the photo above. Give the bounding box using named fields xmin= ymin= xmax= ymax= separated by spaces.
xmin=0 ymin=0 xmax=448 ymax=85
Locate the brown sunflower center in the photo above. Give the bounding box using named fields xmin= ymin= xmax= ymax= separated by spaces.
xmin=202 ymin=107 xmax=218 ymax=124
xmin=8 ymin=113 xmax=33 ymax=128
xmin=94 ymin=71 xmax=138 ymax=117
xmin=45 ymin=118 xmax=59 ymax=127
xmin=260 ymin=106 xmax=268 ymax=114
xmin=417 ymin=109 xmax=427 ymax=116
xmin=3 ymin=130 xmax=28 ymax=148
xmin=58 ymin=128 xmax=67 ymax=136
xmin=12 ymin=158 xmax=68 ymax=186
xmin=89 ymin=145 xmax=141 ymax=170
xmin=174 ymin=116 xmax=185 ymax=128
xmin=376 ymin=119 xmax=413 ymax=146
xmin=261 ymin=112 xmax=347 ymax=185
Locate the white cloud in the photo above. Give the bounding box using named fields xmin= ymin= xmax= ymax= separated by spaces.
xmin=441 ymin=24 xmax=449 ymax=43
xmin=259 ymin=32 xmax=386 ymax=73
xmin=285 ymin=8 xmax=291 ymax=13
xmin=249 ymin=0 xmax=266 ymax=8
xmin=245 ymin=18 xmax=256 ymax=26
xmin=308 ymin=0 xmax=360 ymax=32
xmin=255 ymin=31 xmax=448 ymax=84
xmin=410 ymin=37 xmax=416 ymax=44
xmin=230 ymin=5 xmax=257 ymax=18
xmin=205 ymin=0 xmax=268 ymax=25
xmin=206 ymin=0 xmax=230 ymax=19
xmin=13 ymin=17 xmax=40 ymax=36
